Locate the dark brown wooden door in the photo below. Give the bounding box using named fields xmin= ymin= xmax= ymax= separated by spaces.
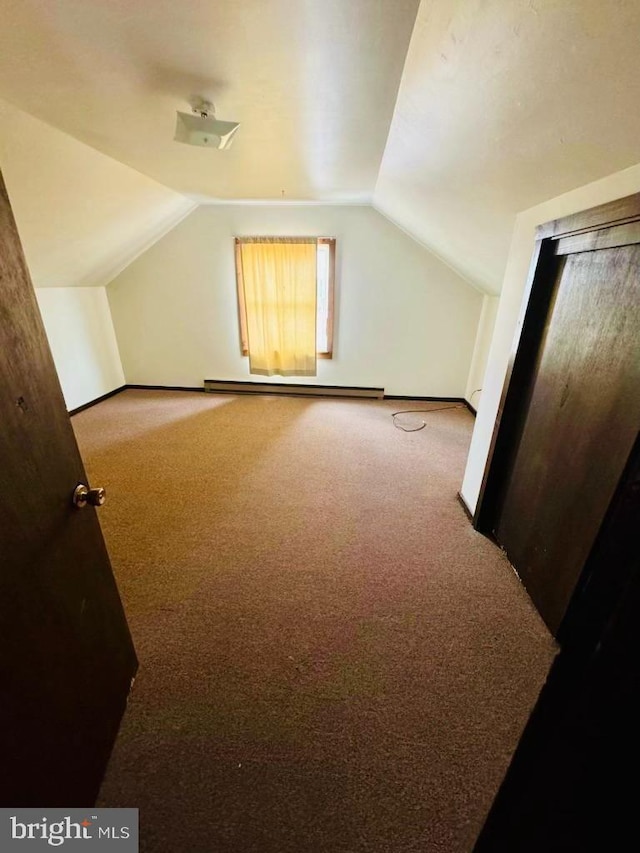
xmin=0 ymin=171 xmax=137 ymax=806
xmin=495 ymin=223 xmax=640 ymax=634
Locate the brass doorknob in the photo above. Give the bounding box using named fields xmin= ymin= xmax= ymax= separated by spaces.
xmin=73 ymin=484 xmax=106 ymax=509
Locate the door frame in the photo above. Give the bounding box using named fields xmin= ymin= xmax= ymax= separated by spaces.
xmin=473 ymin=192 xmax=640 ymax=537
xmin=471 ymin=190 xmax=640 ymax=848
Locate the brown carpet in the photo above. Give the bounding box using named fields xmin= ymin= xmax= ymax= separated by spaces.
xmin=72 ymin=390 xmax=555 ymax=853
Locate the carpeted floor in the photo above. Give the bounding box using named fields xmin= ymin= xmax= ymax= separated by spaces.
xmin=72 ymin=389 xmax=555 ymax=853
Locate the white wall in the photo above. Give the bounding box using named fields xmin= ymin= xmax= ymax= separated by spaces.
xmin=461 ymin=162 xmax=640 ymax=513
xmin=108 ymin=204 xmax=482 ymax=397
xmin=36 ymin=288 xmax=124 ymax=411
xmin=0 ymin=97 xmax=198 ymax=411
xmin=465 ymin=295 xmax=499 ymax=410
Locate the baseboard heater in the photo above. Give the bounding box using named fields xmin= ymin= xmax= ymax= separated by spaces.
xmin=204 ymin=379 xmax=384 ymax=399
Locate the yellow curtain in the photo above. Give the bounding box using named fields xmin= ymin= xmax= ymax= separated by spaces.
xmin=238 ymin=239 xmax=317 ymax=377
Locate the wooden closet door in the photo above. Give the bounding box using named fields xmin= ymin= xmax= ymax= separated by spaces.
xmin=495 ymin=227 xmax=640 ymax=634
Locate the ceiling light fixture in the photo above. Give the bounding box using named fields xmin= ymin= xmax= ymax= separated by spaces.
xmin=174 ymin=99 xmax=240 ymax=150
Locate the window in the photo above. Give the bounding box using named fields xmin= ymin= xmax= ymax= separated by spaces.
xmin=235 ymin=237 xmax=335 ymax=377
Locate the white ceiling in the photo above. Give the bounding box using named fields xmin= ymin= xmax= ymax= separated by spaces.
xmin=0 ymin=97 xmax=194 ymax=288
xmin=0 ymin=0 xmax=419 ymax=202
xmin=375 ymin=0 xmax=640 ymax=292
xmin=1 ymin=0 xmax=639 ymax=295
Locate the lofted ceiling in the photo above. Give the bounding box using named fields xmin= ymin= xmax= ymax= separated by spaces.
xmin=0 ymin=0 xmax=639 ymax=295
xmin=374 ymin=0 xmax=640 ymax=292
xmin=0 ymin=0 xmax=419 ymax=202
xmin=0 ymin=97 xmax=195 ymax=288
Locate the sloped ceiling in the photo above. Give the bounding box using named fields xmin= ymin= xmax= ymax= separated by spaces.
xmin=0 ymin=97 xmax=194 ymax=287
xmin=0 ymin=0 xmax=420 ymax=202
xmin=0 ymin=0 xmax=639 ymax=295
xmin=374 ymin=0 xmax=640 ymax=293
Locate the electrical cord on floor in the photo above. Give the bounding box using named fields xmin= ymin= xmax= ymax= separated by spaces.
xmin=391 ymin=405 xmax=465 ymax=432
